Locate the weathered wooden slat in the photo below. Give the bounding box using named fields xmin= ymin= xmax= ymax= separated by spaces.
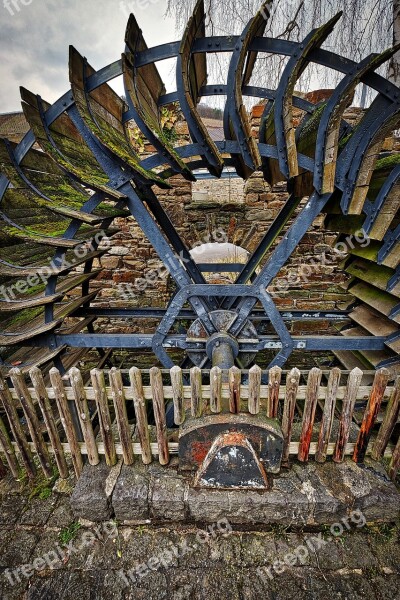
xmin=7 ymin=381 xmax=392 ymax=405
xmin=268 ymin=366 xmax=282 ymax=418
xmin=368 ymin=182 xmax=400 ymax=241
xmin=49 ymin=368 xmax=83 ymax=477
xmin=371 ymin=376 xmax=400 ymax=460
xmin=333 ymin=367 xmax=363 ymax=463
xmin=170 ymin=366 xmax=185 ymax=426
xmin=0 ymin=292 xmax=63 ymax=312
xmin=0 ymin=249 xmax=106 ymax=278
xmin=149 ymin=367 xmax=169 ymax=465
xmin=347 ymin=258 xmax=400 ymax=296
xmin=0 ymin=413 xmax=20 ymax=479
xmin=346 ymin=109 xmax=400 ymax=215
xmin=91 ymin=369 xmax=117 ymax=467
xmin=20 ymin=88 xmax=125 ymax=199
xmin=279 ymin=15 xmax=341 ymax=181
xmin=1 ymin=363 xmax=398 ymax=483
xmin=70 ymin=46 xmax=168 ymax=189
xmin=109 ymin=368 xmax=134 ymax=466
xmin=0 ymin=270 xmax=101 ymax=312
xmin=69 ymin=367 xmax=99 ymax=466
xmin=30 ymin=367 xmax=69 ymax=478
xmin=315 ymin=367 xmax=341 ymax=463
xmin=11 ymin=438 xmax=395 ymax=462
xmin=349 ymin=304 xmax=398 ymax=338
xmin=317 ymin=47 xmax=398 ymax=195
xmin=9 ymin=368 xmax=53 ymax=478
xmin=353 ymin=368 xmax=390 ymax=463
xmin=0 ymin=291 xmax=99 ymax=347
xmin=0 ymin=456 xmax=7 ymax=479
xmin=190 ymin=366 xmax=203 ymax=418
xmin=123 ymin=17 xmax=194 ymax=181
xmin=282 ymin=368 xmax=301 ymax=465
xmin=224 ymin=1 xmax=269 ymax=177
xmin=388 ymin=436 xmax=400 ymax=480
xmin=129 ymin=367 xmax=152 ymax=465
xmin=298 ymin=368 xmax=322 ymax=462
xmin=229 ymin=366 xmax=241 ymax=414
xmin=210 ymin=366 xmax=222 ymax=414
xmin=248 ymin=365 xmax=261 ymax=415
xmin=178 ymin=0 xmax=223 ymax=176
xmin=0 ymin=139 xmax=105 ymax=225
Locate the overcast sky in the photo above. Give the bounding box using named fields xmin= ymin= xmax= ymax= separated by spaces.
xmin=0 ymin=0 xmax=177 ymax=113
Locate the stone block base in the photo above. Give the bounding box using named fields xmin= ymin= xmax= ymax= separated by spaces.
xmin=70 ymin=458 xmax=399 ymax=526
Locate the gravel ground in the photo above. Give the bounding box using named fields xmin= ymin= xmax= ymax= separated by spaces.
xmin=0 ymin=474 xmax=399 ymax=600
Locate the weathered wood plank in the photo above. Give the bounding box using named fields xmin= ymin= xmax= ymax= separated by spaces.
xmin=268 ymin=366 xmax=282 ymax=418
xmin=10 ymin=438 xmax=395 ymax=463
xmin=333 ymin=367 xmax=363 ymax=463
xmin=69 ymin=367 xmax=99 ymax=466
xmin=229 ymin=366 xmax=241 ymax=414
xmin=49 ymin=368 xmax=83 ymax=477
xmin=91 ymin=369 xmax=117 ymax=467
xmin=190 ymin=366 xmax=203 ymax=418
xmin=9 ymin=369 xmax=53 ymax=478
xmin=30 ymin=367 xmax=69 ymax=478
xmin=170 ymin=366 xmax=185 ymax=426
xmin=0 ymin=291 xmax=99 ymax=347
xmin=248 ymin=365 xmax=261 ymax=415
xmin=282 ymin=368 xmax=301 ymax=465
xmin=129 ymin=367 xmax=152 ymax=465
xmin=388 ymin=436 xmax=400 ymax=480
xmin=178 ymin=0 xmax=224 ymax=176
xmin=0 ymin=413 xmax=20 ymax=479
xmin=0 ymin=456 xmax=7 ymax=479
xmin=109 ymin=368 xmax=134 ymax=466
xmin=371 ymin=376 xmax=400 ymax=460
xmin=353 ymin=368 xmax=390 ymax=463
xmin=298 ymin=368 xmax=322 ymax=462
xmin=149 ymin=367 xmax=169 ymax=465
xmin=210 ymin=366 xmax=222 ymax=414
xmin=315 ymin=367 xmax=341 ymax=463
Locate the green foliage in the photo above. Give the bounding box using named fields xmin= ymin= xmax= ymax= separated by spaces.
xmin=59 ymin=522 xmax=82 ymax=546
xmin=130 ymin=126 xmax=146 ymax=154
xmin=26 ymin=467 xmax=59 ymax=501
xmin=365 ymin=521 xmax=399 ymax=542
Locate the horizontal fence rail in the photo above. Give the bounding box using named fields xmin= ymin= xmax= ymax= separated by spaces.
xmin=0 ymin=366 xmax=398 ymax=482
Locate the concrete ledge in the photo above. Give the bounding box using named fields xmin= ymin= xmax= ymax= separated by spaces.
xmin=70 ymin=459 xmax=400 ymax=526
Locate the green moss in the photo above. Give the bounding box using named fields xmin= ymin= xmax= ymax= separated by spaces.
xmin=338 ymin=132 xmax=353 ymax=150
xmin=4 ymin=306 xmax=43 ymax=328
xmin=375 ymin=153 xmax=400 ymax=171
xmin=297 ymin=103 xmax=327 ymax=156
xmin=59 ymin=522 xmax=82 ymax=545
xmin=23 ymin=467 xmax=60 ymax=501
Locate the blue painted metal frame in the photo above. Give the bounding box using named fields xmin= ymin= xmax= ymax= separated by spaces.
xmin=151 ymin=284 xmax=293 ymax=369
xmin=378 ymin=223 xmax=400 ymax=263
xmin=74 ymin=307 xmax=351 ymax=322
xmin=28 ymin=333 xmax=386 ymax=353
xmin=225 ymin=192 xmax=333 ymax=338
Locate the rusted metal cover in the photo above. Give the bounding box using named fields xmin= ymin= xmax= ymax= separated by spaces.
xmin=179 ymin=413 xmax=283 ymax=474
xmin=193 ymin=431 xmax=270 ymax=489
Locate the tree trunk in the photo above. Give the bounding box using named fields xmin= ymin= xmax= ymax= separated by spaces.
xmin=389 ymin=0 xmax=400 ymax=85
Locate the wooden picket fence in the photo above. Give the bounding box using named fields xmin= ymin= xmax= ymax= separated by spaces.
xmin=0 ymin=365 xmax=399 ymax=482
